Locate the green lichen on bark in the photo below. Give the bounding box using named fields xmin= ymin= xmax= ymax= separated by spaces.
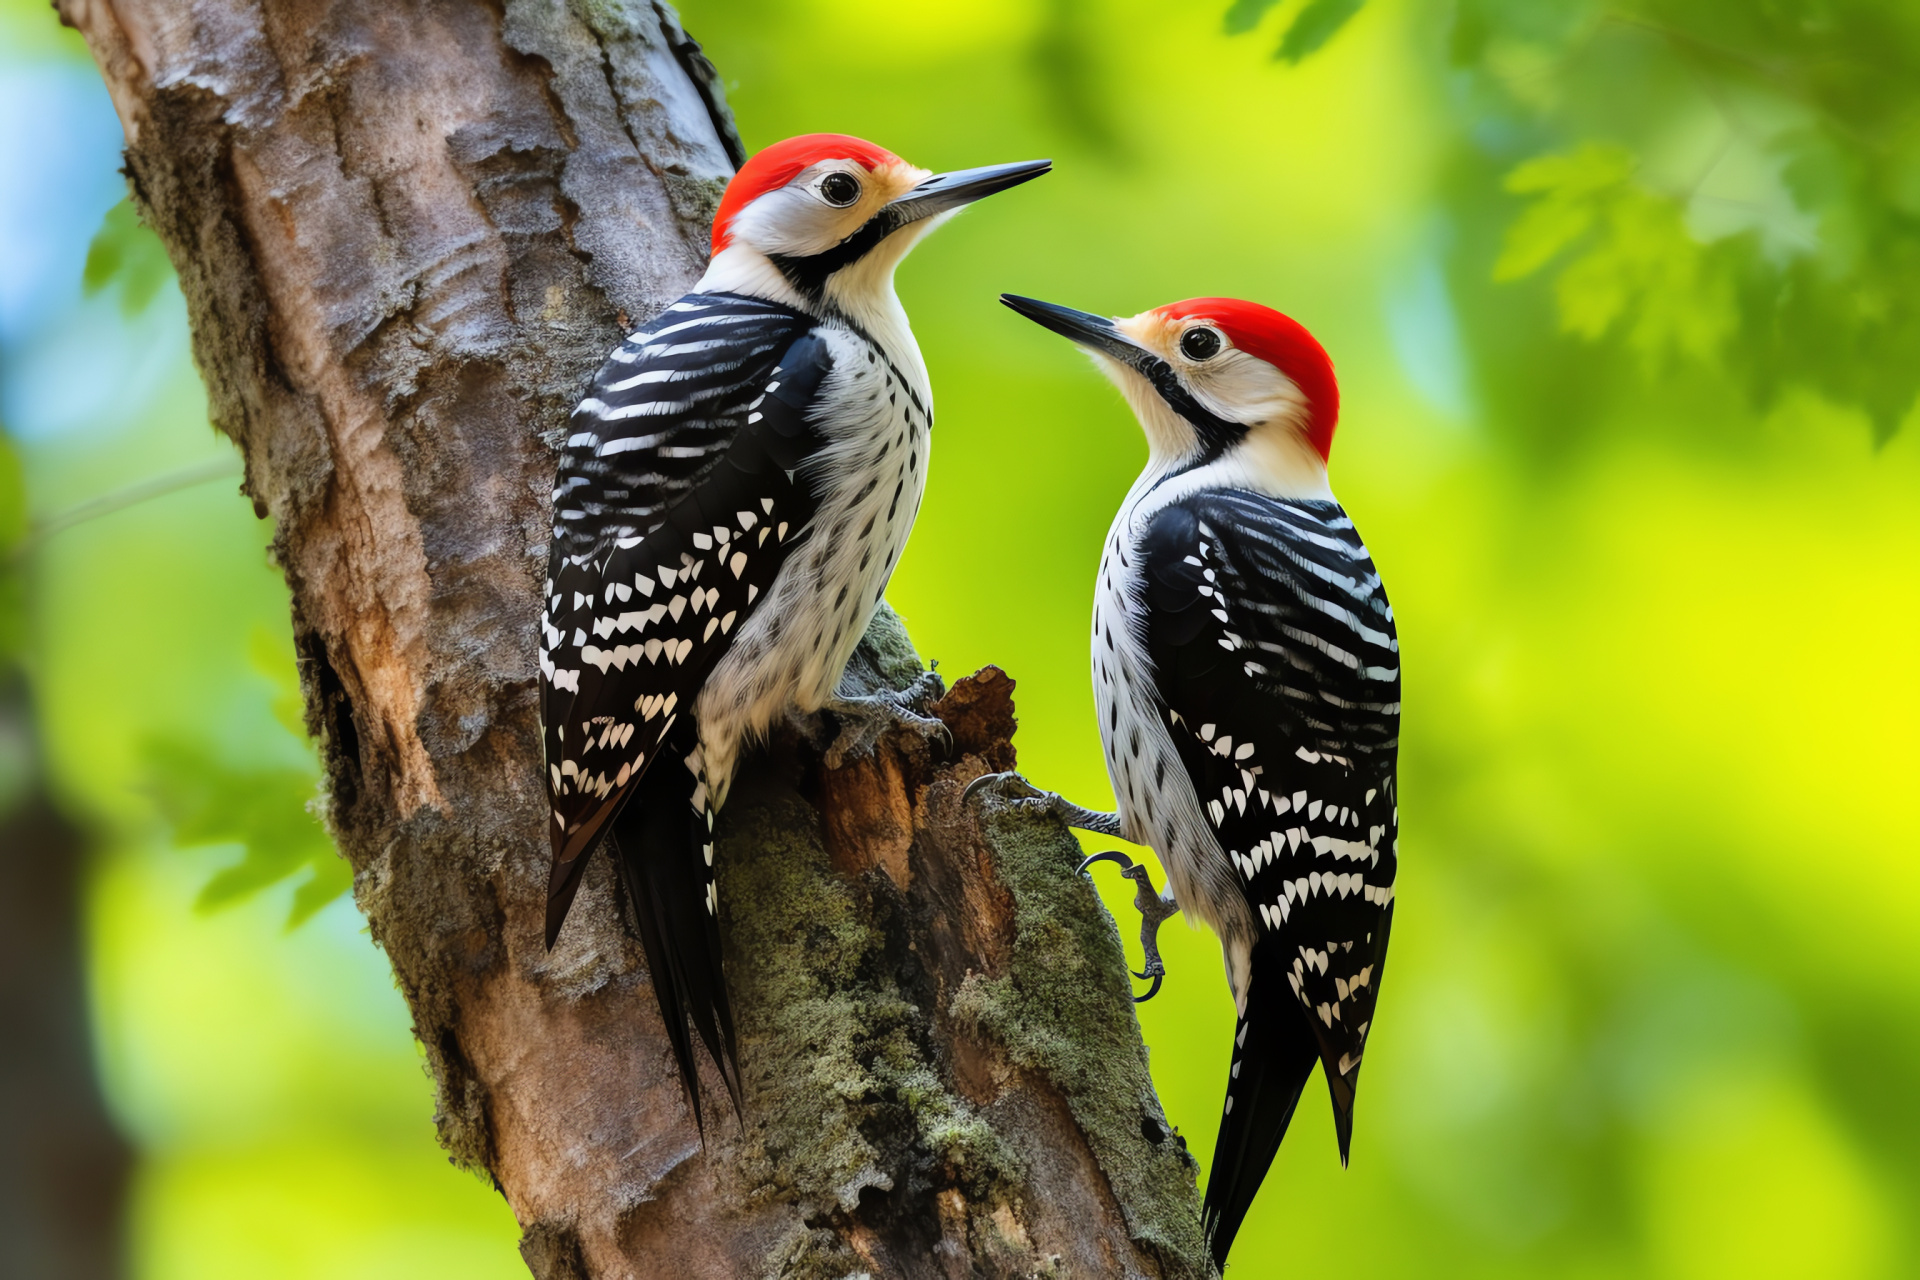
xmin=836 ymin=600 xmax=926 ymax=697
xmin=954 ymin=806 xmax=1213 ymax=1276
xmin=713 ymin=605 xmax=1212 ymax=1277
xmin=717 ymin=789 xmax=1020 ymax=1276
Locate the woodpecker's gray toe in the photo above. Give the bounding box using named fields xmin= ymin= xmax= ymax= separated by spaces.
xmin=1080 ymin=851 xmax=1181 ymax=1003
xmin=963 ymin=770 xmax=1046 ymax=805
xmin=823 ymin=689 xmax=951 ymax=768
xmin=965 ymin=773 xmax=1125 ymax=837
xmin=895 ymin=665 xmax=947 ymax=712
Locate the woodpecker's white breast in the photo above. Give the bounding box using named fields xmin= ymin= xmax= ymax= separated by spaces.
xmin=1094 ymin=474 xmax=1256 ymax=990
xmin=694 ymin=322 xmax=930 ymax=797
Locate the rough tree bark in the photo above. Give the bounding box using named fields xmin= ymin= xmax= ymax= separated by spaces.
xmin=59 ymin=2 xmax=1213 ymax=1275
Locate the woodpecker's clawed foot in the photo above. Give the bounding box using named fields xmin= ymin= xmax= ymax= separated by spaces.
xmin=894 ymin=665 xmax=947 ymax=712
xmin=962 ymin=772 xmax=1125 ymax=838
xmin=1078 ymin=851 xmax=1181 ymax=1002
xmin=962 ymin=770 xmax=1045 ymax=807
xmin=824 ymin=669 xmax=951 ymax=768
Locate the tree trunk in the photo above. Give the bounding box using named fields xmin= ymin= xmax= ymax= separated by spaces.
xmin=0 ymin=675 xmax=133 ymax=1280
xmin=58 ymin=2 xmax=1212 ymax=1274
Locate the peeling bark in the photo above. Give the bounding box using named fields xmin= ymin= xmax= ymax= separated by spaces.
xmin=59 ymin=1 xmax=1212 ymax=1274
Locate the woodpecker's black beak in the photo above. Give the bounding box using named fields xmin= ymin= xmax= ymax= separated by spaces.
xmin=999 ymin=294 xmax=1157 ymax=374
xmin=1002 ymin=294 xmax=1246 ymax=448
xmin=777 ymin=162 xmax=1049 ymax=297
xmin=888 ymin=159 xmax=1052 ymax=225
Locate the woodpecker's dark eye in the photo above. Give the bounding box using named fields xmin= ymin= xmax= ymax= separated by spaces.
xmin=819 ymin=172 xmax=861 ymax=207
xmin=1180 ymin=326 xmax=1223 ymax=361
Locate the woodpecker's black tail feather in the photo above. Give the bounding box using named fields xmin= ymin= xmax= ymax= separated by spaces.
xmin=544 ymin=850 xmax=594 ymax=951
xmin=608 ymin=729 xmax=740 ymax=1132
xmin=1203 ymin=942 xmax=1322 ymax=1271
xmin=1329 ymin=1059 xmax=1357 ymax=1168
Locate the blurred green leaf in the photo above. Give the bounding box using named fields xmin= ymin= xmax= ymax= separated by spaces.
xmin=1275 ymin=0 xmax=1365 ymax=62
xmin=145 ymin=735 xmax=346 ymax=928
xmin=1223 ymin=0 xmax=1368 ymax=60
xmin=1030 ymin=0 xmax=1125 ymax=155
xmin=84 ymin=198 xmax=173 ymax=317
xmin=144 ymin=629 xmax=342 ymax=927
xmin=1223 ymin=0 xmax=1282 ymax=36
xmin=1495 ymin=146 xmax=1635 ymax=281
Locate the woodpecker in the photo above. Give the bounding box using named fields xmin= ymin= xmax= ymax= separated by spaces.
xmin=541 ymin=135 xmax=1048 ymax=1121
xmin=980 ymin=294 xmax=1399 ymax=1269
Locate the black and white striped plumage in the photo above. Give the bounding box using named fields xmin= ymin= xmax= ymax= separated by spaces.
xmin=539 ymin=135 xmax=1048 ymax=1119
xmin=543 ymin=289 xmax=937 ymax=1108
xmin=1000 ymin=294 xmax=1399 ymax=1270
xmin=1132 ymin=493 xmax=1398 ymax=1255
xmin=544 ymin=292 xmax=823 ymax=880
xmin=542 ymin=292 xmax=833 ymax=1108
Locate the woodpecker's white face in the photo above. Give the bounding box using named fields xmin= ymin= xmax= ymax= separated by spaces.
xmin=1001 ymin=294 xmax=1341 ymax=498
xmin=699 ymin=135 xmax=1049 ymax=339
xmin=721 ymin=157 xmax=932 ymax=262
xmin=1112 ymin=310 xmax=1313 ymax=438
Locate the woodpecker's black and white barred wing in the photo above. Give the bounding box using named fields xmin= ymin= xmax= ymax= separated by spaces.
xmin=541 ymin=293 xmax=831 ymax=915
xmin=550 ymin=292 xmax=813 ymax=557
xmin=1139 ymin=491 xmax=1400 ymax=1263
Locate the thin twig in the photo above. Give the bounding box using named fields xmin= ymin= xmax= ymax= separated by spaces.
xmin=12 ymin=455 xmax=244 ymax=561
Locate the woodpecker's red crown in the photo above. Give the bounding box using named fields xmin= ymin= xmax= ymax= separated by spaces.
xmin=711 ymin=133 xmax=903 ymax=254
xmin=1153 ymin=298 xmax=1340 ymax=462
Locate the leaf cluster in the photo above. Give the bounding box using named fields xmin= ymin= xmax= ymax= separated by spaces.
xmin=1461 ymin=0 xmax=1920 ymax=442
xmin=1229 ymin=0 xmax=1920 ymax=442
xmin=1495 ymin=143 xmax=1739 ymax=368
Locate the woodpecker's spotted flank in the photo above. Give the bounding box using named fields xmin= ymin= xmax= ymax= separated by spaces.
xmin=988 ymin=293 xmax=1399 ymax=1269
xmin=541 ymin=134 xmax=1048 ymax=1122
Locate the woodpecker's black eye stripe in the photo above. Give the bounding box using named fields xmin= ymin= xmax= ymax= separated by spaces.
xmin=769 ymin=211 xmax=902 ymax=302
xmin=1134 ymin=356 xmax=1244 ymax=471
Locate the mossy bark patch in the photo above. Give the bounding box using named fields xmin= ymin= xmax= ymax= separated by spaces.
xmin=719 ymin=790 xmax=1022 ymax=1275
xmin=955 ymin=802 xmax=1213 ymax=1277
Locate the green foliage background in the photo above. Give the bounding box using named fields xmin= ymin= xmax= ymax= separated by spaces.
xmin=2 ymin=0 xmax=1914 ymax=1275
